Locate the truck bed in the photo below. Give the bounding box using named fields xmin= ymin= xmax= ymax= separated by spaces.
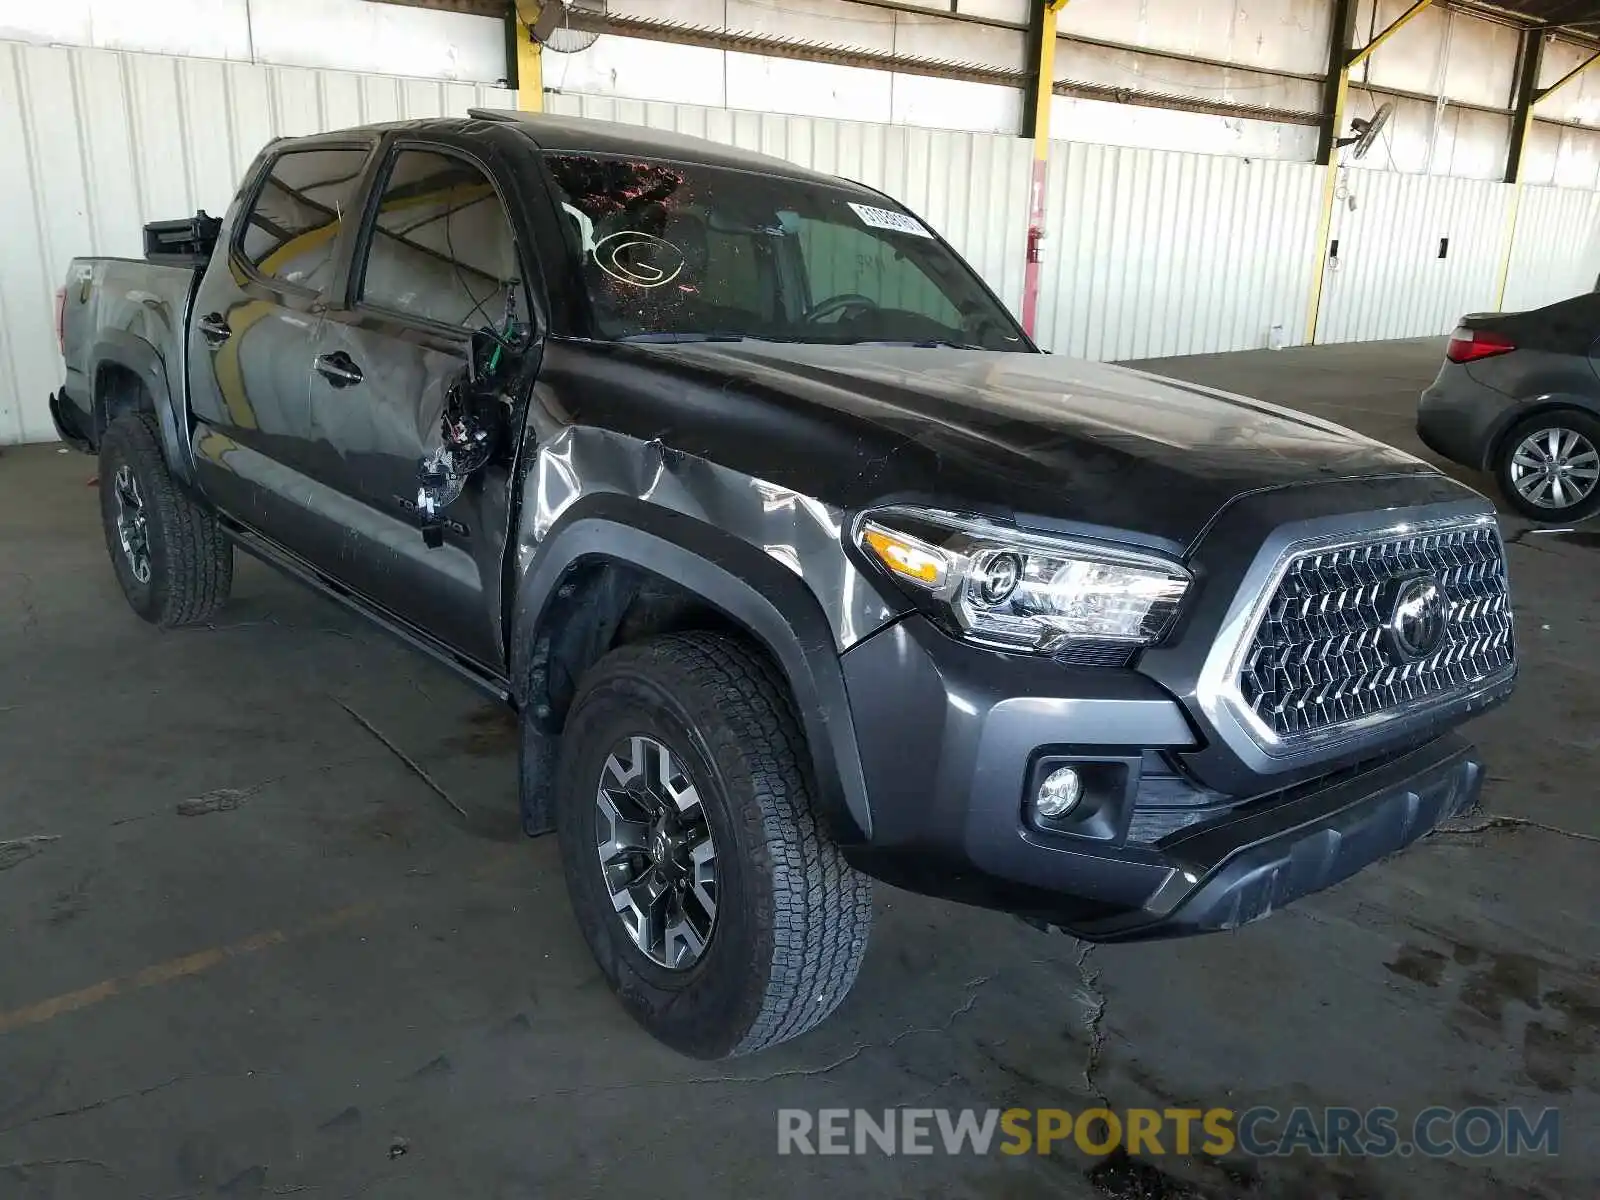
xmin=56 ymin=256 xmax=201 ymax=449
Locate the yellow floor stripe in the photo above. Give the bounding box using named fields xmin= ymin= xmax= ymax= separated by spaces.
xmin=0 ymin=902 xmax=375 ymax=1036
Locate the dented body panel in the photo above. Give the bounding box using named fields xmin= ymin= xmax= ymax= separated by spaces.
xmin=54 ymin=257 xmax=201 ymax=483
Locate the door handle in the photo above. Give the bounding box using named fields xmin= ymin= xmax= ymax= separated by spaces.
xmin=198 ymin=313 xmax=232 ymax=347
xmin=315 ymin=351 xmax=364 ymax=388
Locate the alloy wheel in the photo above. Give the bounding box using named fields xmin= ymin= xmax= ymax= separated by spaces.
xmin=113 ymin=464 xmax=152 ymax=584
xmin=594 ymin=734 xmax=718 ymax=969
xmin=1508 ymin=426 xmax=1600 ymax=511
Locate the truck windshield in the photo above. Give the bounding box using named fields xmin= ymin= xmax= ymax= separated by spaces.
xmin=544 ymin=153 xmax=1026 ymax=350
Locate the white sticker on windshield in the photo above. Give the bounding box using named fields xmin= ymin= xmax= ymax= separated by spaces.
xmin=847 ymin=202 xmax=933 ymax=239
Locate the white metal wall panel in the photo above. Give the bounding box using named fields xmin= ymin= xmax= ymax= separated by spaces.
xmin=542 ymin=92 xmax=1033 ymax=316
xmin=0 ymin=0 xmax=508 ymax=84
xmin=1033 ymin=141 xmax=1324 ymax=360
xmin=0 ymin=39 xmax=511 ymax=444
xmin=1500 ymin=185 xmax=1600 ymax=314
xmin=1315 ymin=172 xmax=1513 ymax=344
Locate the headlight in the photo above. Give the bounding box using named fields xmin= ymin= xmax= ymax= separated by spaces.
xmin=856 ymin=507 xmax=1190 ymax=655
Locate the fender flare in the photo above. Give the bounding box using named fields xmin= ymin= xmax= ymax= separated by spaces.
xmin=510 ymin=495 xmax=874 ymax=843
xmin=89 ymin=331 xmax=195 ymax=486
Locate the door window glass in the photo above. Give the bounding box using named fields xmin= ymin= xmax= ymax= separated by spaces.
xmin=358 ymin=149 xmax=521 ymax=332
xmin=239 ymin=148 xmax=369 ymax=291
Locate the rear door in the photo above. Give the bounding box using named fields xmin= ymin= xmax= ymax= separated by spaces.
xmin=188 ymin=139 xmax=376 ymax=536
xmin=298 ymin=139 xmax=532 ymax=668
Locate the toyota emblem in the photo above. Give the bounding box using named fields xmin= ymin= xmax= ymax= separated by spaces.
xmin=1384 ymin=576 xmax=1446 ymax=664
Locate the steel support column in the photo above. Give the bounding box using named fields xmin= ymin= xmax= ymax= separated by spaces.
xmin=1305 ymin=0 xmax=1435 ymax=342
xmin=1313 ymin=0 xmax=1358 ymax=166
xmin=1496 ymin=37 xmax=1600 ymax=307
xmin=1306 ymin=0 xmax=1359 ymax=342
xmin=1019 ymin=0 xmax=1069 ymax=338
xmin=1505 ymin=31 xmax=1544 ymax=185
xmin=513 ymin=2 xmax=545 ymax=113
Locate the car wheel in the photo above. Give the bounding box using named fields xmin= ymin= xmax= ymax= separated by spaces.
xmin=98 ymin=412 xmax=234 ymax=627
xmin=555 ymin=631 xmax=873 ymax=1058
xmin=1495 ymin=411 xmax=1600 ymax=523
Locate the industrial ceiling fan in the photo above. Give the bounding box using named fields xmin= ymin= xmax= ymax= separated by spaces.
xmin=519 ymin=0 xmax=606 ymax=54
xmin=1337 ymin=101 xmax=1395 ymax=159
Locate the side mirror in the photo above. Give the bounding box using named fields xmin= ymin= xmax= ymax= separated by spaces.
xmin=413 ymin=359 xmax=503 ymax=548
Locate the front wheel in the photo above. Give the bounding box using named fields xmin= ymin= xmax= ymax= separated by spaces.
xmin=1496 ymin=411 xmax=1600 ymax=523
xmin=98 ymin=412 xmax=233 ymax=626
xmin=555 ymin=632 xmax=872 ymax=1058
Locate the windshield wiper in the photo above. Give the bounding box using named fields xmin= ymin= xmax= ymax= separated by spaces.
xmin=849 ymin=338 xmax=991 ymax=350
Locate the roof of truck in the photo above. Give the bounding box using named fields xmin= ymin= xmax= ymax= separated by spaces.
xmin=473 ymin=109 xmax=850 ymax=187
xmin=284 ymin=111 xmax=857 ymax=188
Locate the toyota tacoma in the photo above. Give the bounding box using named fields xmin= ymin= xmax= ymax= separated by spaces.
xmin=52 ymin=111 xmax=1516 ymax=1058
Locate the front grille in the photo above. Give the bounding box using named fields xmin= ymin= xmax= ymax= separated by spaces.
xmin=1237 ymin=522 xmax=1513 ymax=742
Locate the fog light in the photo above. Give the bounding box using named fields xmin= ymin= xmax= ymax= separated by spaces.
xmin=1034 ymin=766 xmax=1083 ymax=818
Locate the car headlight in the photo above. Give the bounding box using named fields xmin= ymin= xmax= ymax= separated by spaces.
xmin=856 ymin=507 xmax=1190 ymax=655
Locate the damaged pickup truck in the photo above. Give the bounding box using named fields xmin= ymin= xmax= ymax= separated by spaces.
xmin=53 ymin=111 xmax=1516 ymax=1059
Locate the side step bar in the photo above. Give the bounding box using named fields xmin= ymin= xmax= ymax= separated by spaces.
xmin=222 ymin=520 xmax=514 ymax=705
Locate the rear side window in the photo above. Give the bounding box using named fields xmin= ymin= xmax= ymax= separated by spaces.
xmin=238 ymin=147 xmax=370 ymax=290
xmin=357 ymin=148 xmax=522 ymax=331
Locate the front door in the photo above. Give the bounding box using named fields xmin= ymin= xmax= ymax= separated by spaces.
xmin=299 ymin=143 xmax=532 ymax=669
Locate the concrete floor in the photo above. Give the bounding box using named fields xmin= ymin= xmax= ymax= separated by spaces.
xmin=1 ymin=337 xmax=1595 ymax=1199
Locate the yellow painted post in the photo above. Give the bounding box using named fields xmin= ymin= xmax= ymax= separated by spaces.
xmin=1494 ymin=185 xmax=1524 ymax=311
xmin=1305 ymin=0 xmax=1354 ymax=344
xmin=517 ymin=19 xmax=543 ymax=113
xmin=1020 ymin=0 xmax=1069 ymax=336
xmin=1489 ymin=44 xmax=1600 ymax=310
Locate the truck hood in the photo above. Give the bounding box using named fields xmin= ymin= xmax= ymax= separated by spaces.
xmin=548 ymin=340 xmax=1442 ymax=553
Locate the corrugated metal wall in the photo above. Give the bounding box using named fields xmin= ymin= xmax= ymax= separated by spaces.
xmin=1501 ymin=185 xmax=1600 ymax=315
xmin=1033 ymin=141 xmax=1325 ymax=360
xmin=0 ymin=39 xmax=512 ymax=444
xmin=542 ymin=92 xmax=1034 ymax=318
xmin=4 ymin=37 xmax=1599 ymax=446
xmin=1315 ymin=171 xmax=1513 ymax=344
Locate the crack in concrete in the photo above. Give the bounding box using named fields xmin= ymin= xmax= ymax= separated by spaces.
xmin=1074 ymin=941 xmax=1109 ymax=1106
xmin=1433 ymin=812 xmax=1600 ymax=846
xmin=907 ymin=1072 xmax=962 ymax=1106
xmin=0 ymin=1156 xmax=120 ymax=1177
xmin=518 ymin=974 xmax=994 ymax=1103
xmin=332 ymin=696 xmax=469 ymax=821
xmin=0 ymin=1075 xmax=185 ymax=1135
xmin=5 ymin=570 xmax=39 ymax=636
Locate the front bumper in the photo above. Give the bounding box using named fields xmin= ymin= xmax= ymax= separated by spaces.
xmin=840 ymin=615 xmax=1484 ymax=941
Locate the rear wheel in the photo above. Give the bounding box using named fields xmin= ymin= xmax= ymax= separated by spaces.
xmin=98 ymin=412 xmax=233 ymax=626
xmin=1496 ymin=410 xmax=1600 ymax=523
xmin=554 ymin=631 xmax=873 ymax=1058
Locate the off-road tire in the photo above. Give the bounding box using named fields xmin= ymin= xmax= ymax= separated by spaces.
xmin=98 ymin=412 xmax=233 ymax=627
xmin=555 ymin=631 xmax=873 ymax=1058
